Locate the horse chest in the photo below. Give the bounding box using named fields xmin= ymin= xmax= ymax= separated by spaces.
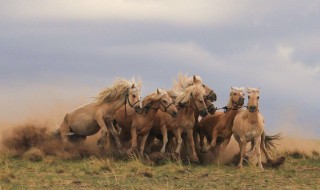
xmin=244 ymin=125 xmax=262 ymax=139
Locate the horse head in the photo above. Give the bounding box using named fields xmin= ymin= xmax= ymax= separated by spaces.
xmin=127 ymin=83 xmax=142 ymax=112
xmin=191 ymin=75 xmax=217 ymax=102
xmin=229 ymin=87 xmax=245 ymax=108
xmin=187 ymin=85 xmax=208 ymax=117
xmin=247 ymin=87 xmax=260 ymax=113
xmin=157 ymin=89 xmax=178 ymax=118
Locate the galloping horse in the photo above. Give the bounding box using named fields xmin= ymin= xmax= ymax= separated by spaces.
xmin=150 ymin=84 xmax=208 ymax=162
xmin=198 ymin=87 xmax=245 ymax=156
xmin=58 ymin=78 xmax=142 ymax=152
xmin=232 ymin=88 xmax=265 ymax=169
xmin=172 ymin=74 xmax=217 ymax=151
xmin=127 ymin=89 xmax=178 ymax=154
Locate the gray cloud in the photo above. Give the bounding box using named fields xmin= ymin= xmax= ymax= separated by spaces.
xmin=0 ymin=1 xmax=319 ymax=137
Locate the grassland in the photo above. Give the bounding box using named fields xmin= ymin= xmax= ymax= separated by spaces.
xmin=0 ymin=152 xmax=319 ymax=190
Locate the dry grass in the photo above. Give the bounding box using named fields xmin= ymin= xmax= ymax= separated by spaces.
xmin=0 ymin=150 xmax=319 ymax=190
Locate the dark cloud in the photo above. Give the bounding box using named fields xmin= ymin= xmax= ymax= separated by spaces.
xmin=0 ymin=1 xmax=319 ymax=137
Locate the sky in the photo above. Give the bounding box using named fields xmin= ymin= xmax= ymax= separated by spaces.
xmin=0 ymin=1 xmax=319 ymax=138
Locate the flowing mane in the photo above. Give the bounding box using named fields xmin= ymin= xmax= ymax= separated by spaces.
xmin=173 ymin=73 xmax=203 ymax=91
xmin=95 ymin=78 xmax=141 ymax=105
xmin=175 ymin=84 xmax=205 ymax=106
xmin=166 ymin=89 xmax=180 ymax=100
xmin=142 ymin=89 xmax=167 ymax=106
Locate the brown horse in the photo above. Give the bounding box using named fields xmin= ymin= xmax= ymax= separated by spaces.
xmin=124 ymin=89 xmax=178 ymax=154
xmin=232 ymin=87 xmax=265 ymax=169
xmin=150 ymin=84 xmax=208 ymax=162
xmin=198 ymin=87 xmax=245 ymax=157
xmin=58 ymin=78 xmax=142 ymax=152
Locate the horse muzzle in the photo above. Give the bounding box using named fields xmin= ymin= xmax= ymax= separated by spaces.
xmin=134 ymin=106 xmax=143 ymax=113
xmin=248 ymin=106 xmax=257 ymax=113
xmin=171 ymin=111 xmax=178 ymax=118
xmin=238 ymin=97 xmax=245 ymax=106
xmin=207 ymin=104 xmax=216 ymax=115
xmin=199 ymin=109 xmax=208 ymax=117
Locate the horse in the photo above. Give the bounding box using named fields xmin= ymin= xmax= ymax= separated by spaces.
xmin=172 ymin=74 xmax=217 ymax=151
xmin=150 ymin=84 xmax=208 ymax=162
xmin=198 ymin=87 xmax=245 ymax=159
xmin=58 ymin=78 xmax=142 ymax=153
xmin=232 ymin=87 xmax=265 ymax=169
xmin=126 ymin=89 xmax=178 ymax=154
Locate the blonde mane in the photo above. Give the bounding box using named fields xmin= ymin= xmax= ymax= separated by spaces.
xmin=175 ymin=84 xmax=205 ymax=106
xmin=95 ymin=78 xmax=141 ymax=105
xmin=142 ymin=89 xmax=167 ymax=106
xmin=173 ymin=73 xmax=203 ymax=91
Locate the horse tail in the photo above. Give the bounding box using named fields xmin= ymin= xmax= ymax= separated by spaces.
xmin=261 ymin=132 xmax=286 ymax=167
xmin=264 ymin=133 xmax=282 ymax=151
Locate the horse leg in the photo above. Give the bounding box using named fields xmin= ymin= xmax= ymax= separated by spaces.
xmin=144 ymin=135 xmax=155 ymax=154
xmin=255 ymin=137 xmax=263 ymax=170
xmin=173 ymin=127 xmax=183 ymax=155
xmin=234 ymin=135 xmax=245 ymax=169
xmin=186 ymin=129 xmax=199 ymax=162
xmin=202 ymin=129 xmax=217 ymax=152
xmin=139 ymin=132 xmax=150 ymax=155
xmin=96 ymin=117 xmax=120 ymax=153
xmin=127 ymin=124 xmax=138 ymax=154
xmin=160 ymin=124 xmax=168 ymax=153
xmin=199 ymin=131 xmax=204 ymax=149
xmin=193 ymin=119 xmax=201 ymax=153
xmin=59 ymin=115 xmax=72 ymax=145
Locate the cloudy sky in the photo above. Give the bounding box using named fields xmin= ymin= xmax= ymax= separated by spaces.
xmin=0 ymin=1 xmax=319 ymax=138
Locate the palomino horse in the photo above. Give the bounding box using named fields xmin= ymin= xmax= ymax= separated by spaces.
xmin=199 ymin=87 xmax=245 ymax=156
xmin=150 ymin=84 xmax=208 ymax=162
xmin=232 ymin=87 xmax=265 ymax=169
xmin=59 ymin=78 xmax=142 ymax=152
xmin=127 ymin=89 xmax=178 ymax=154
xmin=172 ymin=74 xmax=217 ymax=151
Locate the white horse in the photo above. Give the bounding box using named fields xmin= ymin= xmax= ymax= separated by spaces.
xmin=232 ymin=87 xmax=265 ymax=169
xmin=58 ymin=78 xmax=142 ymax=153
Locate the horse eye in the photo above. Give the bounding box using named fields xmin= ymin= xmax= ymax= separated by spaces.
xmin=257 ymin=96 xmax=260 ymax=99
xmin=202 ymin=84 xmax=205 ymax=87
xmin=132 ymin=95 xmax=136 ymax=98
xmin=234 ymin=93 xmax=237 ymax=96
xmin=248 ymin=96 xmax=250 ymax=99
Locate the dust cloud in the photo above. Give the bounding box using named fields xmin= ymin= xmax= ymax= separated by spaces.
xmin=0 ymin=88 xmax=319 ymax=162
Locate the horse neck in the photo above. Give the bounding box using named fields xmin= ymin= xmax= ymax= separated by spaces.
xmin=247 ymin=110 xmax=260 ymax=123
xmin=224 ymin=109 xmax=239 ymax=130
xmin=106 ymin=96 xmax=126 ymax=114
xmin=182 ymin=102 xmax=196 ymax=117
xmin=144 ymin=101 xmax=160 ymax=119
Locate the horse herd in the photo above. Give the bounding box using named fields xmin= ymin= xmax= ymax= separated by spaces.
xmin=56 ymin=74 xmax=280 ymax=170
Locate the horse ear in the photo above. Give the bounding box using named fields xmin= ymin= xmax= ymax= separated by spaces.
xmin=193 ymin=75 xmax=196 ymax=82
xmin=132 ymin=84 xmax=135 ymax=88
xmin=157 ymin=88 xmax=160 ymax=94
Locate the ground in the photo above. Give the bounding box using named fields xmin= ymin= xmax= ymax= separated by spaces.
xmin=0 ymin=152 xmax=319 ymax=190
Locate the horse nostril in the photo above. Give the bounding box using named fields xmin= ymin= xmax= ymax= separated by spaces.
xmin=172 ymin=111 xmax=178 ymax=118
